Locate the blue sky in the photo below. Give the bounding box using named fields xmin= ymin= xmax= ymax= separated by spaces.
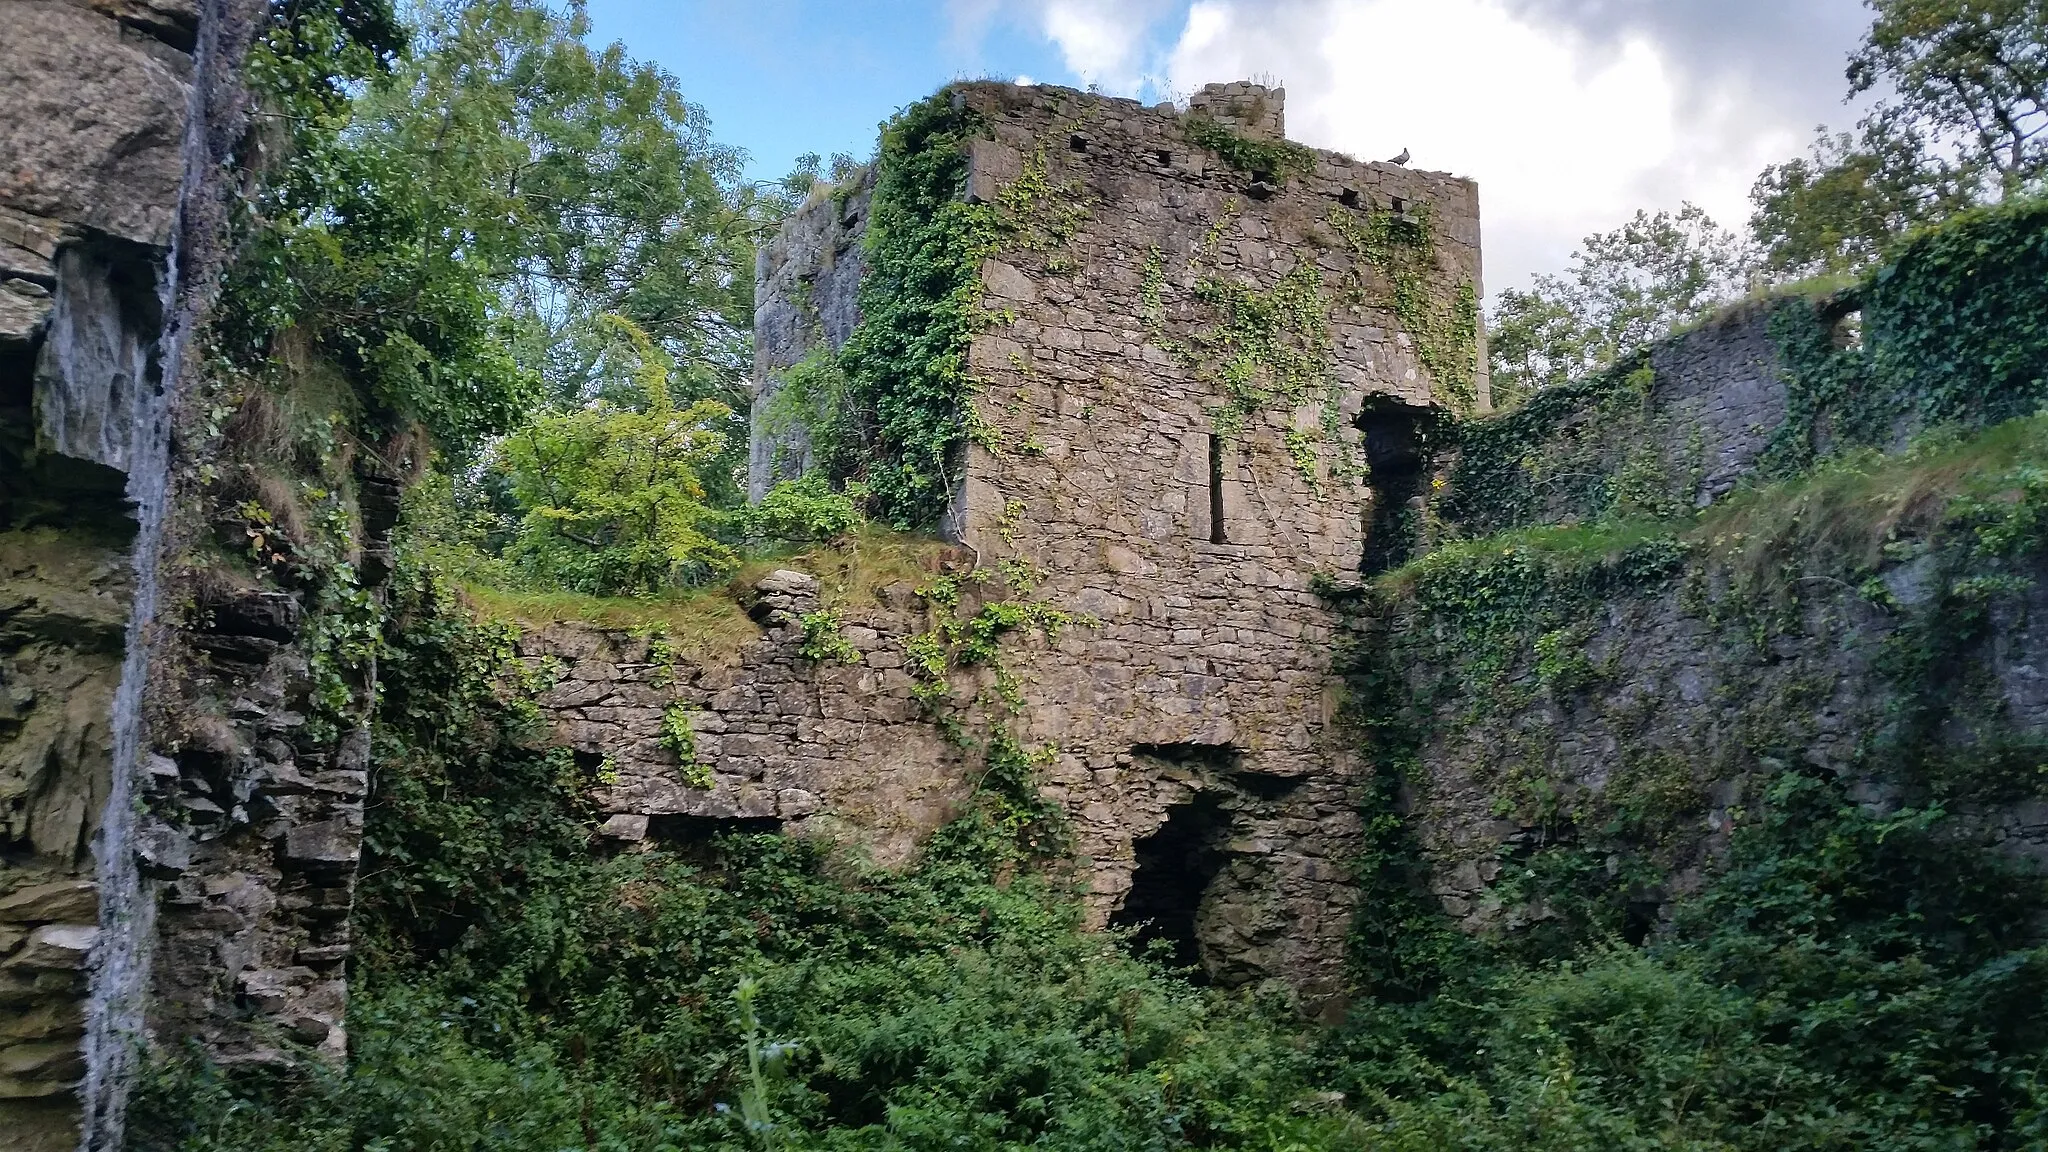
xmin=581 ymin=0 xmax=1151 ymax=186
xmin=583 ymin=0 xmax=1871 ymax=290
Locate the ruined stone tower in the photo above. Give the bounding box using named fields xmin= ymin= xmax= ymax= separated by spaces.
xmin=732 ymin=80 xmax=1486 ymax=1007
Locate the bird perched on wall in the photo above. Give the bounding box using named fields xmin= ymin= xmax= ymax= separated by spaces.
xmin=1388 ymin=147 xmax=1410 ymax=166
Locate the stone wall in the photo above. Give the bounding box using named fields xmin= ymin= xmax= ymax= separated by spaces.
xmin=522 ymin=567 xmax=972 ymax=870
xmin=1377 ymin=273 xmax=2048 ymax=940
xmin=605 ymin=80 xmax=1489 ymax=1013
xmin=1187 ymin=81 xmax=1286 ymax=139
xmin=1436 ymin=298 xmax=1807 ymax=541
xmin=1372 ymin=548 xmax=2048 ymax=936
xmin=748 ymin=169 xmax=874 ymax=501
xmin=948 ymin=81 xmax=1479 ymax=1008
xmin=141 ymin=468 xmax=402 ymax=1071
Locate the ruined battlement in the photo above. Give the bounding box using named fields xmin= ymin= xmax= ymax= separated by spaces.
xmin=1186 ymin=80 xmax=1286 ymax=139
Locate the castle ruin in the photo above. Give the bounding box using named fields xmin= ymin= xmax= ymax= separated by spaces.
xmin=547 ymin=80 xmax=1489 ymax=1010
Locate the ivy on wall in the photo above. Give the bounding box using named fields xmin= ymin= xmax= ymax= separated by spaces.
xmin=1180 ymin=115 xmax=1317 ymax=180
xmin=1155 ymin=198 xmax=1480 ymax=490
xmin=835 ymin=94 xmax=990 ymax=529
xmin=1325 ymin=203 xmax=1482 ymax=415
xmin=1865 ymin=197 xmax=2048 ymax=430
xmin=827 ymin=91 xmax=1091 ymax=530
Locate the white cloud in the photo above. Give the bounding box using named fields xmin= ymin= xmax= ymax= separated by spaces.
xmin=1160 ymin=0 xmax=1861 ymax=292
xmin=956 ymin=0 xmax=1865 ymax=291
xmin=950 ymin=0 xmax=1174 ymax=93
xmin=1039 ymin=0 xmax=1164 ymax=88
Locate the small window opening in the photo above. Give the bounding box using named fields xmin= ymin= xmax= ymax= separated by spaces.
xmin=1154 ymin=149 xmax=1173 ymax=166
xmin=1069 ymin=133 xmax=1090 ymax=153
xmin=1830 ymin=308 xmax=1864 ymax=351
xmin=1339 ymin=188 xmax=1362 ymax=209
xmin=1390 ymin=195 xmax=1407 ymax=215
xmin=1207 ymin=434 xmax=1229 ymax=544
xmin=1358 ymin=398 xmax=1438 ymax=575
xmin=1110 ymin=791 xmax=1232 ymax=977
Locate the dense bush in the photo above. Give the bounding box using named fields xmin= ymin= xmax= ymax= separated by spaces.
xmin=135 ymin=537 xmax=2048 ymax=1150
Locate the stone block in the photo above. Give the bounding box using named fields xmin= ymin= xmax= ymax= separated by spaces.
xmin=283 ymin=819 xmax=361 ymax=869
xmin=4 ymin=925 xmax=96 ymax=971
xmin=0 ymin=882 xmax=95 ymax=924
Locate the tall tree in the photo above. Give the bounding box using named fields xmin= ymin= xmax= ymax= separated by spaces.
xmin=1752 ymin=0 xmax=2048 ymax=276
xmin=361 ymin=1 xmax=767 ymax=430
xmin=1488 ymin=204 xmax=1752 ymax=407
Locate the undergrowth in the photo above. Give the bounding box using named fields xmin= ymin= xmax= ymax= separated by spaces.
xmin=132 ymin=561 xmax=1359 ymax=1151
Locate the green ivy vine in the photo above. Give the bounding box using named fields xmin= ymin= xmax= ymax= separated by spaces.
xmin=832 ymin=91 xmax=1090 ymax=530
xmin=1325 ymin=202 xmax=1481 ymax=413
xmin=1180 ymin=115 xmax=1317 ymax=180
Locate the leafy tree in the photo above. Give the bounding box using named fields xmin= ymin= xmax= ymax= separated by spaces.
xmin=1753 ymin=0 xmax=2048 ymax=275
xmin=1487 ymin=204 xmax=1751 ymax=406
xmin=217 ymin=0 xmax=540 ymax=452
xmin=496 ymin=319 xmax=736 ymax=595
xmin=356 ymin=0 xmax=775 ymax=489
xmin=777 ymin=149 xmax=865 ymax=200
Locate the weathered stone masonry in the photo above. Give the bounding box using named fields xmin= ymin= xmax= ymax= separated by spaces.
xmin=543 ymin=80 xmax=1489 ymax=1012
xmin=525 ymin=568 xmax=974 ymax=872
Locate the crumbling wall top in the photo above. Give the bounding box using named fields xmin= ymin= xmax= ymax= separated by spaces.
xmin=1186 ymin=81 xmax=1284 ymax=139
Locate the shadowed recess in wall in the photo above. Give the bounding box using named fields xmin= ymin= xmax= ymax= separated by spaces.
xmin=1111 ymin=789 xmax=1233 ymax=978
xmin=645 ymin=814 xmax=785 ymax=861
xmin=1359 ymin=397 xmax=1442 ymax=575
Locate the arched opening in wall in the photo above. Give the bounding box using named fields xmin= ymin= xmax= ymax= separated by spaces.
xmin=1358 ymin=397 xmax=1441 ymax=575
xmin=1110 ymin=789 xmax=1233 ymax=979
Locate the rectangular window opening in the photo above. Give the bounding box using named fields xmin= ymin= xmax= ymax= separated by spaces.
xmin=1207 ymin=434 xmax=1228 ymax=545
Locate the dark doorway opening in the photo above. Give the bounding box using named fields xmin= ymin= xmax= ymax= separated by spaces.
xmin=647 ymin=814 xmax=784 ymax=862
xmin=1358 ymin=397 xmax=1440 ymax=575
xmin=1110 ymin=791 xmax=1232 ymax=977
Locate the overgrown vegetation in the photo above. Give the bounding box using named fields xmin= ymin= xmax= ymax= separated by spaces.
xmin=1181 ymin=114 xmax=1318 ymax=180
xmin=825 ymin=92 xmax=1089 ymax=528
xmin=129 ymin=1 xmax=2048 ymax=1148
xmin=831 ymin=94 xmax=990 ymax=529
xmin=1329 ymin=397 xmax=2048 ymax=1146
xmin=135 ymin=558 xmax=1355 ymax=1151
